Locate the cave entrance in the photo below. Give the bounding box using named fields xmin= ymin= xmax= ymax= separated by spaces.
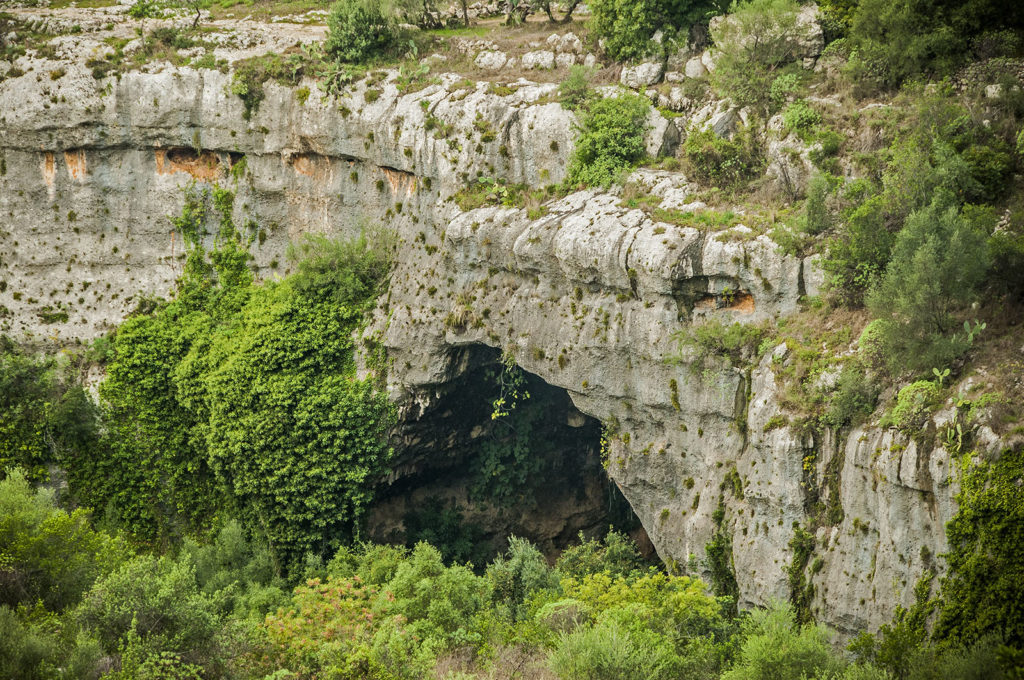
xmin=367 ymin=344 xmax=646 ymax=564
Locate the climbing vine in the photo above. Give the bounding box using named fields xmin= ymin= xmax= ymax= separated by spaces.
xmin=705 ymin=502 xmax=739 ymax=617
xmin=68 ymin=186 xmax=394 ymax=571
xmin=786 ymin=523 xmax=816 ymax=625
xmin=936 ymin=448 xmax=1024 ymax=646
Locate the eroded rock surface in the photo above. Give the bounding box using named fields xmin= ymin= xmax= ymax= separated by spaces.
xmin=0 ymin=17 xmax=960 ymax=634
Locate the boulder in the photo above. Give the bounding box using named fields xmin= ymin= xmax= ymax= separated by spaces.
xmin=684 ymin=56 xmax=707 ymax=79
xmin=474 ymin=50 xmax=508 ymax=70
xmin=645 ymin=108 xmax=681 ymax=158
xmin=521 ymin=50 xmax=556 ymax=70
xmin=708 ymin=107 xmax=739 ymax=138
xmin=620 ymin=61 xmax=664 ymax=89
xmin=700 ymin=49 xmax=716 ymax=73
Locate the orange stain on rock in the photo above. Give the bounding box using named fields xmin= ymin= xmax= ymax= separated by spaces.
xmin=64 ymin=149 xmax=87 ymax=181
xmin=382 ymin=167 xmax=417 ymax=197
xmin=289 ymin=153 xmax=331 ymax=181
xmin=154 ymin=148 xmax=222 ymax=180
xmin=41 ymin=152 xmax=56 ymax=189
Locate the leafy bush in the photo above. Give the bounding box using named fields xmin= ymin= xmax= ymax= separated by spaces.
xmin=824 ymin=363 xmax=879 ymax=428
xmin=329 ymin=542 xmax=410 ymax=584
xmin=384 ymin=542 xmax=487 ymax=643
xmin=0 ymin=341 xmax=100 ymax=484
xmin=558 ymin=65 xmax=596 ymax=112
xmin=566 ymin=93 xmax=650 ymax=188
xmin=675 ymin=319 xmax=768 ymax=368
xmin=865 ymin=199 xmax=989 ymax=374
xmin=181 ymin=519 xmax=287 ymax=619
xmin=721 ymin=601 xmax=843 ymax=680
xmin=588 ymin=0 xmax=724 ymax=62
xmin=324 ymin=0 xmax=399 ymax=63
xmin=0 ymin=470 xmax=128 ymax=613
xmin=263 ymin=574 xmax=381 ymax=677
xmin=885 ymin=381 xmax=940 ymax=434
xmin=76 ymin=554 xmax=222 ymax=666
xmin=555 ymin=530 xmax=645 ymax=580
xmin=769 ymin=71 xmax=802 ymax=108
xmin=487 ymin=537 xmax=558 ymax=622
xmin=0 ymin=605 xmax=102 ymax=680
xmin=781 ymin=100 xmax=821 ymax=139
xmin=710 ymin=0 xmax=814 ymax=111
xmin=846 ymin=0 xmax=1024 ymax=91
xmin=548 ymin=617 xmax=684 ymax=680
xmin=230 ymin=52 xmax=305 ymax=120
xmin=682 ymin=124 xmax=765 ymax=188
xmin=803 ymin=173 xmax=835 ymax=235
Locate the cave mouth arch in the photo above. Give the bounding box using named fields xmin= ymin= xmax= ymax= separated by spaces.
xmin=366 ymin=344 xmax=647 ymax=564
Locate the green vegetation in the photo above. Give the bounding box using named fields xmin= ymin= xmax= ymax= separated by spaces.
xmin=846 ymin=0 xmax=1024 ymax=91
xmin=588 ymin=0 xmax=726 ymax=61
xmin=557 ymin=65 xmax=597 ymax=112
xmin=683 ymin=124 xmax=765 ymax=188
xmin=0 ymin=340 xmax=100 ymax=484
xmin=709 ymin=0 xmax=815 ymax=112
xmin=324 ymin=0 xmax=399 ymax=63
xmin=566 ymin=93 xmax=651 ymax=188
xmin=865 ymin=198 xmax=990 ymax=374
xmin=937 ymin=448 xmax=1024 ymax=646
xmin=52 ymin=186 xmax=394 ymax=571
xmin=230 ymin=52 xmax=307 ymax=119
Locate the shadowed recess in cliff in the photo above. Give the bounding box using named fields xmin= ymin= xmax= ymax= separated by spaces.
xmin=366 ymin=344 xmax=647 ymax=564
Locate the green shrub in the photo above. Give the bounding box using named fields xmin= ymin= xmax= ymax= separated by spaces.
xmin=588 ymin=0 xmax=724 ymax=62
xmin=989 ymin=218 xmax=1024 ymax=301
xmin=683 ymin=124 xmax=764 ymax=188
xmin=769 ymin=71 xmax=802 ymax=108
xmin=846 ymin=0 xmax=1024 ymax=91
xmin=0 ymin=342 xmax=100 ymax=485
xmin=675 ymin=318 xmax=767 ymax=368
xmin=566 ymin=93 xmax=650 ymax=188
xmin=857 ymin=318 xmax=887 ymax=369
xmin=325 ymin=0 xmax=399 ymax=63
xmin=548 ymin=617 xmax=683 ymax=680
xmin=866 ymin=199 xmax=989 ymax=374
xmin=0 ymin=605 xmax=101 ymax=680
xmin=781 ymin=100 xmax=821 ymax=139
xmin=710 ymin=0 xmax=814 ymax=111
xmin=329 ymin=542 xmax=410 ymax=584
xmin=555 ymin=530 xmax=645 ymax=580
xmin=558 ymin=65 xmax=596 ymax=112
xmin=0 ymin=470 xmax=128 ymax=613
xmin=803 ymin=173 xmax=835 ymax=235
xmin=885 ymin=381 xmax=940 ymax=434
xmin=721 ymin=601 xmax=844 ymax=680
xmin=824 ymin=363 xmax=879 ymax=429
xmin=181 ymin=519 xmax=287 ymax=619
xmin=384 ymin=542 xmax=487 ymax=642
xmin=487 ymin=536 xmax=558 ymax=622
xmin=961 ymin=142 xmax=1015 ymax=204
xmin=76 ymin=554 xmax=221 ymax=666
xmin=230 ymin=52 xmax=305 ymax=120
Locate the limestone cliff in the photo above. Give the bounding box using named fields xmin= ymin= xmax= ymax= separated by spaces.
xmin=0 ymin=32 xmax=971 ymax=635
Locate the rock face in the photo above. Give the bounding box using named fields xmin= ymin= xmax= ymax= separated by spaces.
xmin=0 ymin=59 xmax=957 ymax=633
xmin=0 ymin=66 xmax=575 ymax=341
xmin=372 ymin=188 xmax=955 ymax=634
